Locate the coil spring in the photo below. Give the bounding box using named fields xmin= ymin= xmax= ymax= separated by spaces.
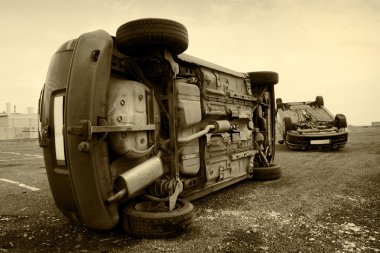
xmin=149 ymin=176 xmax=173 ymax=198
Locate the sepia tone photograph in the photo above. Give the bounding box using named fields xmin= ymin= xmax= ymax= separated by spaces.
xmin=0 ymin=0 xmax=379 ymax=252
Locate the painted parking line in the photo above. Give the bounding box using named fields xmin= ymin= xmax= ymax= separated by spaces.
xmin=0 ymin=157 xmax=43 ymax=162
xmin=0 ymin=151 xmax=43 ymax=162
xmin=0 ymin=151 xmax=43 ymax=157
xmin=0 ymin=178 xmax=41 ymax=191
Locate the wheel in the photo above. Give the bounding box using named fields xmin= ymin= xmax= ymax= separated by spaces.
xmin=283 ymin=117 xmax=293 ymax=140
xmin=276 ymin=98 xmax=283 ymax=109
xmin=120 ymin=199 xmax=194 ymax=238
xmin=248 ymin=71 xmax=279 ymax=86
xmin=252 ymin=164 xmax=281 ymax=181
xmin=335 ymin=114 xmax=347 ymax=128
xmin=316 ymin=96 xmax=324 ymax=107
xmin=283 ymin=117 xmax=293 ymax=132
xmin=116 ymin=18 xmax=189 ymax=56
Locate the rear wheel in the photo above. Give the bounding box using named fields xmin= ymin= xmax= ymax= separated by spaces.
xmin=248 ymin=71 xmax=279 ymax=86
xmin=120 ymin=199 xmax=194 ymax=238
xmin=252 ymin=164 xmax=281 ymax=181
xmin=116 ymin=18 xmax=189 ymax=56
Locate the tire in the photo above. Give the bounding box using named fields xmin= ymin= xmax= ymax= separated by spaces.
xmin=120 ymin=199 xmax=194 ymax=238
xmin=252 ymin=164 xmax=281 ymax=181
xmin=284 ymin=117 xmax=293 ymax=132
xmin=283 ymin=117 xmax=293 ymax=141
xmin=116 ymin=18 xmax=189 ymax=56
xmin=276 ymin=98 xmax=283 ymax=109
xmin=335 ymin=114 xmax=347 ymax=128
xmin=316 ymin=96 xmax=324 ymax=107
xmin=248 ymin=71 xmax=279 ymax=86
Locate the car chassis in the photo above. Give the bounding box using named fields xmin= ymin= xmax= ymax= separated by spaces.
xmin=39 ymin=18 xmax=281 ymax=238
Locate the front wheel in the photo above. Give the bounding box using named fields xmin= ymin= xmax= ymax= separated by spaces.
xmin=120 ymin=199 xmax=194 ymax=238
xmin=335 ymin=114 xmax=347 ymax=128
xmin=315 ymin=96 xmax=324 ymax=107
xmin=276 ymin=98 xmax=283 ymax=109
xmin=283 ymin=117 xmax=293 ymax=140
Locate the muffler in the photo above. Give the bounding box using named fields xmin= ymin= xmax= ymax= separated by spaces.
xmin=106 ymin=154 xmax=164 ymax=204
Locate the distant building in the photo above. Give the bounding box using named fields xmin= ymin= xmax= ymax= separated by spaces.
xmin=27 ymin=107 xmax=35 ymax=114
xmin=0 ymin=113 xmax=38 ymax=128
xmin=6 ymin=102 xmax=11 ymax=114
xmin=0 ymin=113 xmax=39 ymax=140
xmin=372 ymin=122 xmax=380 ymax=127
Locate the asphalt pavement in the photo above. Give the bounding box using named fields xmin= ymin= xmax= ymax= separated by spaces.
xmin=0 ymin=128 xmax=379 ymax=252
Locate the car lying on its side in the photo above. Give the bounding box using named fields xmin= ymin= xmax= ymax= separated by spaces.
xmin=276 ymin=96 xmax=348 ymax=150
xmin=38 ymin=18 xmax=281 ymax=238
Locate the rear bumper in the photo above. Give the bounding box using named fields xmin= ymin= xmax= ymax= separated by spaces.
xmin=285 ymin=130 xmax=348 ymax=150
xmin=41 ymin=30 xmax=119 ymax=230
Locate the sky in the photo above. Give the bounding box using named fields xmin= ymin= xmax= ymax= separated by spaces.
xmin=0 ymin=0 xmax=379 ymax=125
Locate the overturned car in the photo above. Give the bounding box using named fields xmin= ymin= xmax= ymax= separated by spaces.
xmin=38 ymin=18 xmax=280 ymax=238
xmin=276 ymin=96 xmax=348 ymax=150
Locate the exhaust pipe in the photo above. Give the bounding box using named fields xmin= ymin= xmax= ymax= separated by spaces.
xmin=106 ymin=154 xmax=164 ymax=204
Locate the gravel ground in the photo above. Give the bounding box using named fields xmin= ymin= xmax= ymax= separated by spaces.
xmin=0 ymin=127 xmax=379 ymax=252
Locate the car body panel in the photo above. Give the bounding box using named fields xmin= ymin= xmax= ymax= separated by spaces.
xmin=285 ymin=130 xmax=348 ymax=150
xmin=40 ymin=39 xmax=79 ymax=222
